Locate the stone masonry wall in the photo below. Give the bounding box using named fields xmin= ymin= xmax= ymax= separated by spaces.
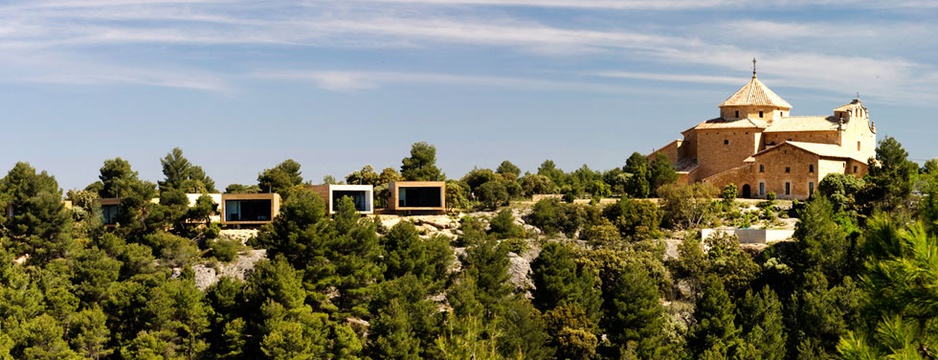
xmin=695 ymin=129 xmax=760 ymax=180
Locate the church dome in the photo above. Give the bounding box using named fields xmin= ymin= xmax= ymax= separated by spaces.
xmin=719 ymin=74 xmax=791 ymax=109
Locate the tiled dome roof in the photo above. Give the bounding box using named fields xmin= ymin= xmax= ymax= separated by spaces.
xmin=719 ymin=75 xmax=792 ymax=109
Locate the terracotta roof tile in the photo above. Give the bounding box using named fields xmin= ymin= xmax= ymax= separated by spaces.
xmin=719 ymin=76 xmax=792 ymax=109
xmin=692 ymin=117 xmax=767 ymax=130
xmin=753 ymin=141 xmax=867 ymax=164
xmin=833 ymin=99 xmax=863 ymax=112
xmin=764 ymin=116 xmax=839 ymax=132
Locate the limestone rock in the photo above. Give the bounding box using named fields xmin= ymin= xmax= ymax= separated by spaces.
xmin=193 ymin=249 xmax=268 ymax=290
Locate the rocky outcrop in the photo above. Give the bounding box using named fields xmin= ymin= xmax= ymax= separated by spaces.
xmin=219 ymin=229 xmax=259 ymax=245
xmin=193 ymin=249 xmax=267 ymax=290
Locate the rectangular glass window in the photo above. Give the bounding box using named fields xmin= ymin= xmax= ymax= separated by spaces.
xmin=101 ymin=205 xmax=120 ymax=224
xmin=809 ymin=164 xmax=814 ymax=173
xmin=333 ymin=191 xmax=370 ymax=212
xmin=225 ymin=200 xmax=272 ymax=221
xmin=399 ymin=187 xmax=443 ymax=208
xmin=759 ymin=182 xmax=765 ymax=196
xmin=809 ymin=182 xmax=815 ymax=196
xmin=759 ymin=164 xmax=764 ymax=173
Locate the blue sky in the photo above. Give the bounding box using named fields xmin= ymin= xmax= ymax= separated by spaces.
xmin=2 ymin=0 xmax=937 ymax=191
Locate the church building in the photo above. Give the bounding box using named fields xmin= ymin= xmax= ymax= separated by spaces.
xmin=649 ymin=62 xmax=876 ymax=200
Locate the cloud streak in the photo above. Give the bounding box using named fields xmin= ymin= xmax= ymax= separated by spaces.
xmin=256 ymin=70 xmax=637 ymax=94
xmin=340 ymin=0 xmax=938 ymax=10
xmin=0 ymin=0 xmax=932 ymax=106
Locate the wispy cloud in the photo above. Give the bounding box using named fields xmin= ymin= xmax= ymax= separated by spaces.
xmin=0 ymin=0 xmax=933 ymax=105
xmin=339 ymin=0 xmax=938 ymax=10
xmin=256 ymin=69 xmax=637 ymax=94
xmin=592 ymin=71 xmax=741 ymax=85
xmin=343 ymin=0 xmax=737 ymax=10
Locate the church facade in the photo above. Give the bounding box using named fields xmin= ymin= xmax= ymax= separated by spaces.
xmin=649 ymin=67 xmax=876 ymax=200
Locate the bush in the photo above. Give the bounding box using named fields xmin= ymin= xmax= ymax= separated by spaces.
xmin=602 ymin=198 xmax=662 ymax=240
xmin=722 ymin=184 xmax=737 ymax=204
xmin=146 ymin=231 xmax=200 ymax=267
xmin=211 ymin=238 xmax=242 ymax=262
xmin=525 ymin=198 xmax=584 ymax=237
xmin=477 ymin=180 xmax=510 ymax=210
xmin=766 ymin=191 xmax=777 ymax=201
xmin=489 ymin=209 xmax=524 ymax=239
xmin=501 ymin=238 xmax=528 ymax=254
xmin=203 ymin=222 xmax=221 ymax=240
xmin=658 ymin=183 xmax=718 ymax=230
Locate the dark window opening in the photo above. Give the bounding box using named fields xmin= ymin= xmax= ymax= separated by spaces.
xmin=102 ymin=205 xmax=120 ymax=224
xmin=809 ymin=182 xmax=815 ymax=196
xmin=759 ymin=164 xmax=764 ymax=173
xmin=809 ymin=164 xmax=814 ymax=173
xmin=724 ymin=139 xmax=729 ymax=145
xmin=735 ymin=110 xmax=739 ymax=118
xmin=333 ymin=191 xmax=370 ymax=212
xmin=759 ymin=110 xmax=764 ymax=118
xmin=785 ymin=182 xmax=791 ymax=195
xmin=853 ymin=166 xmax=858 ymax=173
xmin=225 ymin=200 xmax=272 ymax=221
xmin=399 ymin=187 xmax=443 ymax=208
xmin=785 ymin=166 xmax=790 ymax=173
xmin=759 ymin=182 xmax=765 ymax=196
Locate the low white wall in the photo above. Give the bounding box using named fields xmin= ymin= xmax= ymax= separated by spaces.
xmin=701 ymin=228 xmax=795 ymax=244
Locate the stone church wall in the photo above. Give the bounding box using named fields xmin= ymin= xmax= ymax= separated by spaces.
xmin=695 ymin=129 xmax=760 ymax=179
xmin=752 ymin=145 xmax=821 ymax=200
xmin=764 ymin=131 xmax=839 ymax=147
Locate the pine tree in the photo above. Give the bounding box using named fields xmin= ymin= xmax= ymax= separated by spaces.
xmin=159 ymin=147 xmax=217 ymax=193
xmin=368 ymin=276 xmax=436 ymax=359
xmin=837 ymin=219 xmax=938 ymax=358
xmin=254 ymin=188 xmax=327 ymax=269
xmin=531 ymin=242 xmax=600 ymax=319
xmin=69 ymin=306 xmax=113 ymax=360
xmin=257 ymin=159 xmax=304 ymax=200
xmin=494 ymin=297 xmax=553 ymax=359
xmin=401 ymin=142 xmax=443 ymax=181
xmin=605 ymin=262 xmax=675 ymax=359
xmin=322 ymin=196 xmax=382 ymax=317
xmin=462 ymin=236 xmax=512 ymax=312
xmin=543 ymin=303 xmax=599 ymax=359
xmin=145 ymin=277 xmax=210 ymax=359
xmin=736 ymin=287 xmax=786 ymax=360
xmin=688 ymin=275 xmax=742 ymax=358
xmin=382 ymin=220 xmax=453 ymax=289
xmin=623 ymin=152 xmax=651 ymax=198
xmin=0 ymin=162 xmax=74 ymax=265
xmin=793 ymin=196 xmax=850 ymax=282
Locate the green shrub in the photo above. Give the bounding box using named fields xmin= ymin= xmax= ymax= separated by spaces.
xmin=211 ymin=238 xmax=242 ymax=262
xmin=489 ymin=209 xmax=524 ymax=239
xmin=501 ymin=238 xmax=528 ymax=254
xmin=766 ymin=191 xmax=777 ymax=201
